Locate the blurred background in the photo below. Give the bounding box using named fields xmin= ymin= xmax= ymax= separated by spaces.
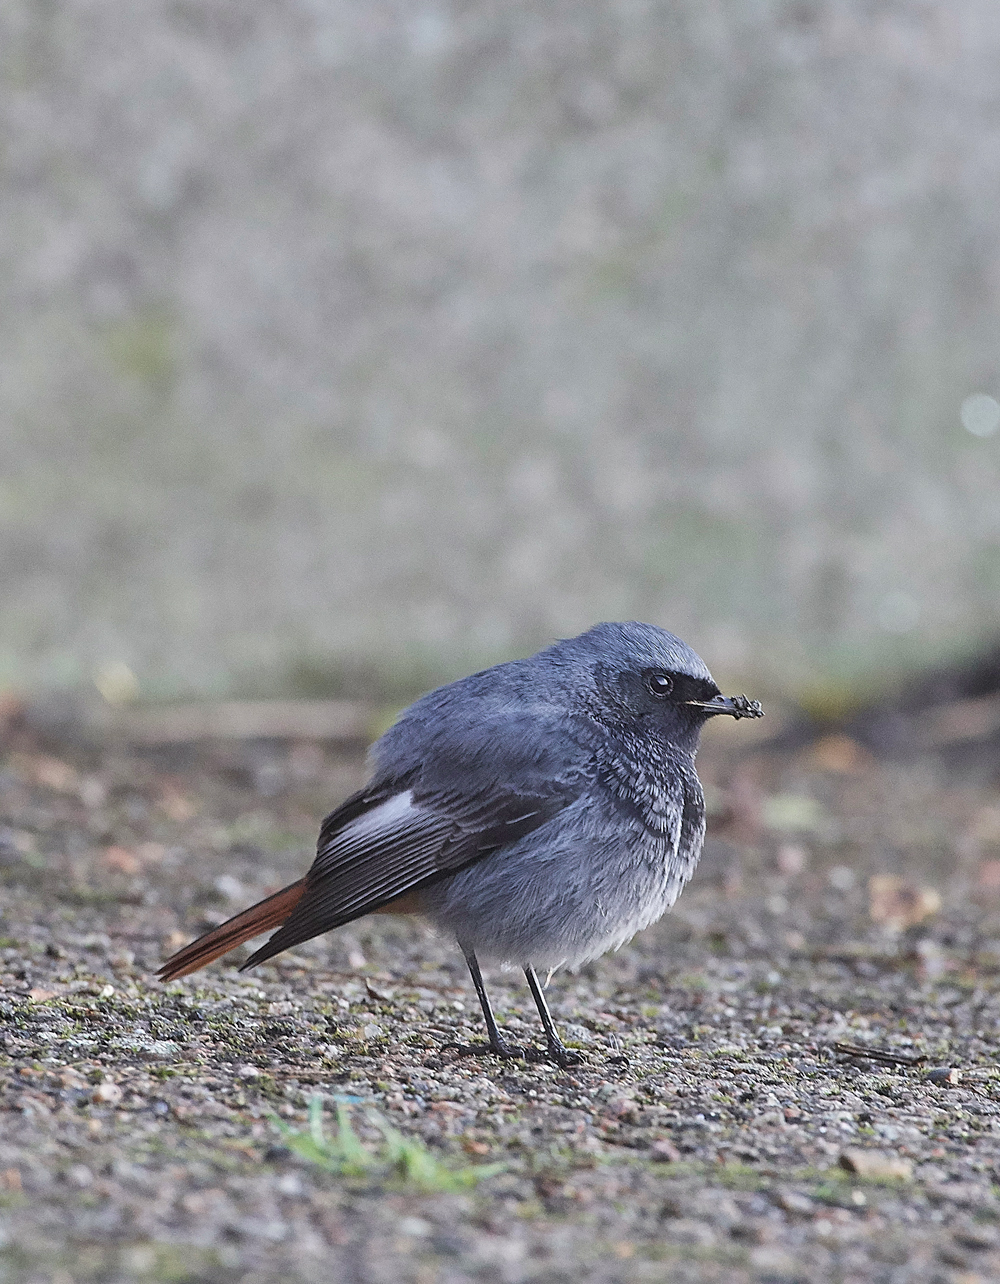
xmin=2 ymin=0 xmax=1000 ymax=709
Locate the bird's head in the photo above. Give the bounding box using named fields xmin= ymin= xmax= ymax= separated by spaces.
xmin=546 ymin=621 xmax=763 ymax=750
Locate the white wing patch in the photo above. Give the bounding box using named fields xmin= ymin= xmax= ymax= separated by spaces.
xmin=336 ymin=790 xmax=418 ymax=847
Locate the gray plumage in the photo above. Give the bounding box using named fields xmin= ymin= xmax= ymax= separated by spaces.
xmin=160 ymin=621 xmax=762 ymax=1065
xmin=411 ymin=624 xmax=710 ymax=970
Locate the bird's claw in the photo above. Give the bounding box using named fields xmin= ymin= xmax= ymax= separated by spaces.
xmin=547 ymin=1043 xmax=585 ymax=1069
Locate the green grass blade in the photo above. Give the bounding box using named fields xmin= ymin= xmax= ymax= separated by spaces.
xmin=270 ymin=1098 xmax=505 ymax=1191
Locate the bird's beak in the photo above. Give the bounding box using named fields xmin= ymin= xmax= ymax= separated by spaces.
xmin=685 ymin=694 xmax=764 ymax=720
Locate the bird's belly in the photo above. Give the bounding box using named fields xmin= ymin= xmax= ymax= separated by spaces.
xmin=419 ymin=819 xmax=688 ymax=970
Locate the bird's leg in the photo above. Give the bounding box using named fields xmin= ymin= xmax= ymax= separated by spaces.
xmin=523 ymin=966 xmax=583 ymax=1068
xmin=461 ymin=948 xmax=521 ymax=1059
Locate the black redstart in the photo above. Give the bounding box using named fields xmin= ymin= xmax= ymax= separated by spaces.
xmin=159 ymin=621 xmax=762 ymax=1065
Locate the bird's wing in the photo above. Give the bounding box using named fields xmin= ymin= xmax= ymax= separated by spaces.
xmin=240 ymin=768 xmax=584 ymax=969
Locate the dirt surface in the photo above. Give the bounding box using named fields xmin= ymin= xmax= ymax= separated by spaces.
xmin=2 ymin=723 xmax=1000 ymax=1282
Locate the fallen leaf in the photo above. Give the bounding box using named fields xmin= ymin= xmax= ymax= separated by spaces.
xmin=102 ymin=846 xmax=140 ymax=874
xmin=868 ymin=875 xmax=941 ymax=932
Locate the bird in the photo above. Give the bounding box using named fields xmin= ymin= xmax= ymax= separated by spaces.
xmin=158 ymin=621 xmax=763 ymax=1066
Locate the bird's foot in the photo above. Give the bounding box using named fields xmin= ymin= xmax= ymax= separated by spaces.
xmin=545 ymin=1041 xmax=585 ymax=1069
xmin=440 ymin=1038 xmax=530 ymax=1062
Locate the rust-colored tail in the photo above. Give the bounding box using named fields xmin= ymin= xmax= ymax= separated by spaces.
xmin=158 ymin=879 xmax=307 ymax=981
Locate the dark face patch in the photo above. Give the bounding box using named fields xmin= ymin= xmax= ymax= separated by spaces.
xmin=593 ymin=664 xmax=721 ymax=725
xmin=640 ymin=669 xmax=722 ymax=709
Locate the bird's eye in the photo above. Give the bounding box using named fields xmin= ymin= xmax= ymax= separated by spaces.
xmin=647 ymin=673 xmax=674 ymax=697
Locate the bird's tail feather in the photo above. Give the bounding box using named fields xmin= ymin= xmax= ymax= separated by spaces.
xmin=157 ymin=878 xmax=307 ymax=981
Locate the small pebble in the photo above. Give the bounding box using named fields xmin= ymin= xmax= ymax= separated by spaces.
xmin=839 ymin=1148 xmax=913 ymax=1181
xmin=775 ymin=1190 xmax=814 ymax=1215
xmin=925 ymin=1067 xmax=962 ymax=1087
xmin=92 ymin=1082 xmax=123 ymax=1106
xmin=398 ymin=1217 xmax=432 ymax=1238
xmin=954 ymin=1224 xmax=1000 ymax=1250
xmin=649 ymin=1139 xmax=681 ymax=1163
xmin=603 ymin=1096 xmax=638 ymax=1121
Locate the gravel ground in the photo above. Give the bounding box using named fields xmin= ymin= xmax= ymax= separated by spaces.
xmin=2 ymin=722 xmax=1000 ymax=1283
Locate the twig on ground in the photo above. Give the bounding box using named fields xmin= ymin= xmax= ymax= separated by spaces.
xmin=832 ymin=1042 xmax=927 ymax=1067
